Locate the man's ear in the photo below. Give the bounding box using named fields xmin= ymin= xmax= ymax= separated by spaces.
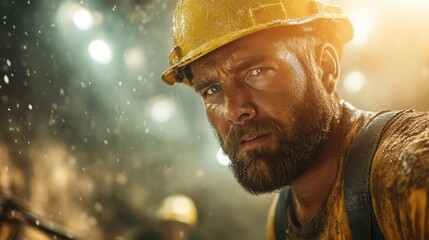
xmin=316 ymin=43 xmax=340 ymax=95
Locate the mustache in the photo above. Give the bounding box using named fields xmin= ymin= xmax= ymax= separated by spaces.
xmin=221 ymin=119 xmax=282 ymax=148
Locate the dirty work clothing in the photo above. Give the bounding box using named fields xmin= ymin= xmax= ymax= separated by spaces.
xmin=267 ymin=102 xmax=429 ymax=239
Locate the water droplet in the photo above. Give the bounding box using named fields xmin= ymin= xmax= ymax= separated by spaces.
xmin=6 ymin=59 xmax=11 ymax=67
xmin=3 ymin=75 xmax=9 ymax=84
xmin=28 ymin=104 xmax=33 ymax=110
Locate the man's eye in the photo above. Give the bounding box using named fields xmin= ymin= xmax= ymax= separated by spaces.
xmin=205 ymin=85 xmax=222 ymax=96
xmin=249 ymin=68 xmax=264 ymax=76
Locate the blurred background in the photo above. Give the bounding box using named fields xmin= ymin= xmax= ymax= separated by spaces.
xmin=0 ymin=0 xmax=428 ymax=239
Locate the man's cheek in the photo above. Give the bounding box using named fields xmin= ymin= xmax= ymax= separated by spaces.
xmin=207 ymin=108 xmax=227 ymax=130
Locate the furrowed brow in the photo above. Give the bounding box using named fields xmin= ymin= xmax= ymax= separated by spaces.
xmin=193 ymin=78 xmax=217 ymax=93
xmin=232 ymin=55 xmax=266 ymax=72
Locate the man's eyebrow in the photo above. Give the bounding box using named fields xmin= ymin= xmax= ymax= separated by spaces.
xmin=192 ymin=55 xmax=268 ymax=92
xmin=232 ymin=55 xmax=268 ymax=72
xmin=193 ymin=78 xmax=216 ymax=93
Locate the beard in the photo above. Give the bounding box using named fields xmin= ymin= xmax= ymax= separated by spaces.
xmin=212 ymin=79 xmax=336 ymax=195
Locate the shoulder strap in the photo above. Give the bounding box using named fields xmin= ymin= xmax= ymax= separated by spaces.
xmin=274 ymin=187 xmax=290 ymax=240
xmin=273 ymin=111 xmax=401 ymax=240
xmin=344 ymin=111 xmax=401 ymax=240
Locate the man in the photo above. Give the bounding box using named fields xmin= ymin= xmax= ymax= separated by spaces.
xmin=161 ymin=0 xmax=429 ymax=239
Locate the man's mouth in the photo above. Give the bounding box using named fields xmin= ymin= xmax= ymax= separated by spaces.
xmin=239 ymin=134 xmax=271 ymax=151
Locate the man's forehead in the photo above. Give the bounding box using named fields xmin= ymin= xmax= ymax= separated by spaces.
xmin=191 ymin=47 xmax=240 ymax=71
xmin=193 ymin=33 xmax=276 ymax=68
xmin=191 ymin=27 xmax=296 ymax=68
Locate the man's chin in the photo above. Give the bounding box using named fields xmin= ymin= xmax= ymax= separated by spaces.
xmin=231 ymin=159 xmax=290 ymax=195
xmin=238 ymin=180 xmax=286 ymax=195
xmin=234 ymin=149 xmax=278 ymax=168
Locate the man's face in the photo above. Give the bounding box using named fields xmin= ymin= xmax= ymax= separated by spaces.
xmin=190 ymin=29 xmax=335 ymax=194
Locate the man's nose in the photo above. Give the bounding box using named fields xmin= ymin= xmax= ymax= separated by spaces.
xmin=223 ymin=88 xmax=256 ymax=124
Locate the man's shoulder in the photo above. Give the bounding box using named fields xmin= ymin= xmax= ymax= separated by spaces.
xmin=383 ymin=109 xmax=429 ymax=142
xmin=377 ymin=109 xmax=429 ymax=166
xmin=372 ymin=109 xmax=429 ymax=186
xmin=370 ymin=109 xmax=429 ymax=239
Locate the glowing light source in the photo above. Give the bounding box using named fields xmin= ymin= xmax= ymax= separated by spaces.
xmin=124 ymin=47 xmax=146 ymax=71
xmin=343 ymin=71 xmax=366 ymax=93
xmin=149 ymin=97 xmax=175 ymax=123
xmin=156 ymin=194 xmax=197 ymax=226
xmin=216 ymin=148 xmax=230 ymax=166
xmin=4 ymin=75 xmax=9 ymax=84
xmin=88 ymin=40 xmax=112 ymax=64
xmin=349 ymin=10 xmax=376 ymax=46
xmin=171 ymin=197 xmax=193 ymax=215
xmin=56 ymin=2 xmax=101 ymax=33
xmin=72 ymin=8 xmax=94 ymax=30
xmin=378 ymin=0 xmax=429 ymax=7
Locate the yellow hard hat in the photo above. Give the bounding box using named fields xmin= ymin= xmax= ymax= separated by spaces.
xmin=156 ymin=194 xmax=197 ymax=226
xmin=161 ymin=0 xmax=353 ymax=86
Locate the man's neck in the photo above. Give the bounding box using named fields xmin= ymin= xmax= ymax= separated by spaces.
xmin=289 ymin=106 xmax=345 ymax=226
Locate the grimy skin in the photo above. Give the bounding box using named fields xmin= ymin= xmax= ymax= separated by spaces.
xmin=188 ymin=25 xmax=429 ymax=239
xmin=190 ymin=27 xmax=342 ymax=225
